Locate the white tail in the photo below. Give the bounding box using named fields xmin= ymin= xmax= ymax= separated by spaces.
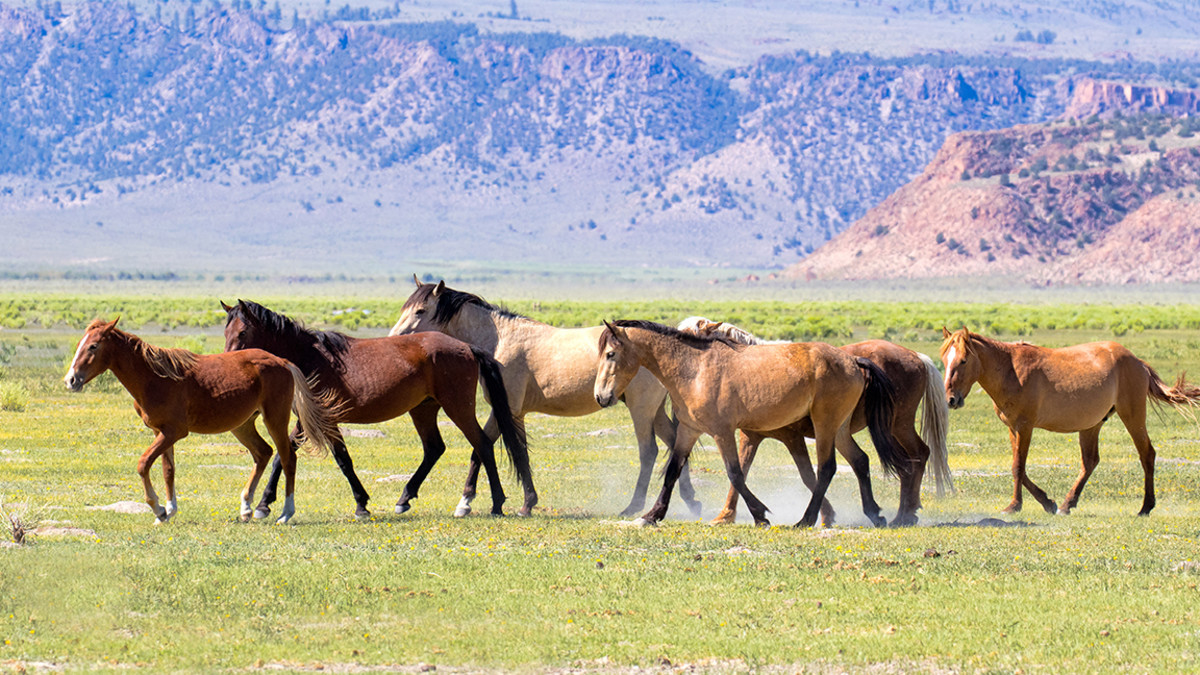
xmin=918 ymin=352 xmax=954 ymax=497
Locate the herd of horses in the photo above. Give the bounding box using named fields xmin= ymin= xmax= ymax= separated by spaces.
xmin=63 ymin=277 xmax=1200 ymax=527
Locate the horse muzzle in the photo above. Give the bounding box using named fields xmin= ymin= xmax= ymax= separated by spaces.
xmin=595 ymin=392 xmax=617 ymax=408
xmin=947 ymin=393 xmax=965 ymax=409
xmin=64 ymin=371 xmax=85 ymax=392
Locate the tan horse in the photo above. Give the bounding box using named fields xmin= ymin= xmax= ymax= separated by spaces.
xmin=390 ymin=278 xmax=699 ymax=518
xmin=596 ymin=320 xmax=911 ymax=527
xmin=678 ymin=317 xmax=952 ymax=526
xmin=940 ymin=327 xmax=1200 ymax=515
xmin=65 ymin=318 xmax=339 ymax=524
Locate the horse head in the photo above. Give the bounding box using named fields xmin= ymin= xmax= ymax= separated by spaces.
xmin=390 ymin=276 xmax=446 ymax=336
xmin=65 ymin=317 xmax=121 ymax=392
xmin=940 ymin=326 xmax=980 ymax=410
xmin=594 ymin=321 xmax=640 ymax=408
xmin=222 ymin=299 xmax=268 ymax=353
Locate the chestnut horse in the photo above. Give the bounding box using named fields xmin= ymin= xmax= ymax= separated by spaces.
xmin=64 ymin=318 xmax=339 ymax=524
xmin=941 ymin=327 xmax=1200 ymax=515
xmin=595 ymin=320 xmax=911 ymax=528
xmin=222 ymin=300 xmax=533 ymax=518
xmin=390 ymin=278 xmax=700 ymax=518
xmin=678 ymin=317 xmax=952 ymax=526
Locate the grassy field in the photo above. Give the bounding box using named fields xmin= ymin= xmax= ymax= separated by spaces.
xmin=2 ymin=297 xmax=1200 ymax=673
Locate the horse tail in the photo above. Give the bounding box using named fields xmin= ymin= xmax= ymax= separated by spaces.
xmin=471 ymin=346 xmax=531 ymax=489
xmin=855 ymin=357 xmax=907 ymax=478
xmin=286 ymin=363 xmax=341 ymax=456
xmin=1147 ymin=364 xmax=1200 ymax=417
xmin=917 ymin=352 xmax=955 ymax=497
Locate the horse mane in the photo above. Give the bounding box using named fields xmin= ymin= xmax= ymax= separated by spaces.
xmin=117 ymin=330 xmax=198 ymax=381
xmin=233 ymin=300 xmax=351 ymax=362
xmin=606 ymin=319 xmax=744 ymax=350
xmin=404 ymin=283 xmax=526 ymax=325
xmin=677 ymin=316 xmax=771 ymax=346
xmin=939 ymin=328 xmax=1010 ymax=359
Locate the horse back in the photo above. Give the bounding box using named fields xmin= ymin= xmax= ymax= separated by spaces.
xmin=1010 ymin=341 xmax=1148 ymax=432
xmin=177 ymin=349 xmax=292 ymax=434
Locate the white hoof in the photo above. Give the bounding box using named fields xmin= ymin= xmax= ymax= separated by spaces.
xmin=395 ymin=503 xmax=411 ymax=515
xmin=453 ymin=506 xmax=471 ymax=518
xmin=275 ymin=514 xmax=293 ymax=525
xmin=253 ymin=507 xmax=270 ymax=520
xmin=632 ymin=517 xmax=656 ymax=528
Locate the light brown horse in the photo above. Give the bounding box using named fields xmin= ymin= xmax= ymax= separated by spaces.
xmin=65 ymin=318 xmax=339 ymax=524
xmin=679 ymin=317 xmax=952 ymax=526
xmin=390 ymin=278 xmax=700 ymax=518
xmin=223 ymin=300 xmax=532 ymax=518
xmin=940 ymin=327 xmax=1200 ymax=515
xmin=595 ymin=320 xmax=911 ymax=527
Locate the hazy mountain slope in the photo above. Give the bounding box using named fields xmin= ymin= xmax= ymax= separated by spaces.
xmin=4 ymin=2 xmax=1200 ymax=274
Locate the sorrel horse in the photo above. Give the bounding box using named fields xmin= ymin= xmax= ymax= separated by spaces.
xmin=222 ymin=300 xmax=533 ymax=518
xmin=64 ymin=318 xmax=339 ymax=524
xmin=595 ymin=320 xmax=911 ymax=528
xmin=940 ymin=327 xmax=1200 ymax=515
xmin=678 ymin=317 xmax=952 ymax=526
xmin=389 ymin=278 xmax=701 ymax=518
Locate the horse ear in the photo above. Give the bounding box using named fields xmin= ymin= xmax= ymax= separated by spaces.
xmin=412 ymin=273 xmax=421 ymax=288
xmin=105 ymin=317 xmax=120 ymax=331
xmin=220 ymin=300 xmax=234 ymax=312
xmin=237 ymin=300 xmax=257 ymax=324
xmin=941 ymin=326 xmax=951 ymax=339
xmin=432 ymin=280 xmax=445 ymax=297
xmin=604 ymin=321 xmax=625 ymax=342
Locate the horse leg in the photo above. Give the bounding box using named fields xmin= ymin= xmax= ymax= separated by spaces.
xmin=778 ymin=430 xmax=835 ymax=527
xmin=443 ymin=400 xmax=508 ymax=517
xmin=713 ymin=430 xmax=771 ymax=526
xmin=456 ymin=412 xmax=501 ymax=517
xmin=640 ymin=424 xmax=702 ymax=525
xmin=396 ymin=400 xmax=447 ymax=515
xmin=1058 ymin=423 xmax=1103 ymax=515
xmin=621 ymin=400 xmax=661 ymax=517
xmin=252 ymin=424 xmax=293 ymax=519
xmin=1005 ymin=425 xmax=1057 ymax=515
xmin=890 ymin=424 xmax=930 ymax=527
xmin=835 ymin=427 xmax=886 ymax=528
xmin=160 ymin=445 xmax=178 ymax=520
xmin=137 ymin=429 xmax=182 ymax=525
xmin=1117 ymin=406 xmax=1156 ymax=516
xmin=230 ymin=419 xmax=276 ymax=522
xmin=711 ymin=430 xmax=759 ymax=525
xmin=260 ymin=402 xmax=299 ymax=524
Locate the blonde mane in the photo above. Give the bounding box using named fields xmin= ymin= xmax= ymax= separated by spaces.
xmin=128 ymin=332 xmax=198 ymax=380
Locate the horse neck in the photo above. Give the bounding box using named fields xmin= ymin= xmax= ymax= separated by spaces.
xmin=970 ymin=337 xmax=1018 ymax=398
xmin=106 ymin=333 xmax=166 ymax=404
xmin=625 ymin=328 xmax=700 ymax=390
xmin=443 ymin=302 xmax=527 ymax=354
xmin=267 ymin=332 xmax=327 ymax=376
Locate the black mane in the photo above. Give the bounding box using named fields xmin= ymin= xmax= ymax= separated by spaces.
xmin=608 ymin=319 xmax=743 ymax=350
xmin=230 ymin=299 xmax=351 ymax=365
xmin=403 ymin=282 xmax=525 ymax=325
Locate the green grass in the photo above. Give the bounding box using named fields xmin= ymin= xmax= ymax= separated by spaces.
xmin=2 ymin=306 xmax=1200 ymax=672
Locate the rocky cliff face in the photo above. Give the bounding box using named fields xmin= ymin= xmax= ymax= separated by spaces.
xmin=788 ymin=113 xmax=1200 ymax=283
xmin=1066 ymin=78 xmax=1200 ymax=119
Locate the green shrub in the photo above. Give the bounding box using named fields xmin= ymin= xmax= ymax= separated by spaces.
xmin=0 ymin=380 xmax=30 ymax=412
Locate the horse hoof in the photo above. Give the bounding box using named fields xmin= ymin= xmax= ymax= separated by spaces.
xmin=356 ymin=508 xmax=372 ymax=520
xmin=708 ymin=516 xmax=734 ymax=526
xmin=239 ymin=513 xmax=252 ymax=523
xmin=516 ymin=507 xmax=532 ymax=517
xmin=275 ymin=514 xmax=293 ymax=525
xmin=754 ymin=519 xmax=771 ymax=528
xmin=1001 ymin=504 xmax=1021 ymax=514
xmin=453 ymin=506 xmax=471 ymax=518
xmin=253 ymin=507 xmax=270 ymax=520
xmin=1043 ymin=502 xmax=1058 ymax=515
xmin=395 ymin=503 xmax=411 ymax=515
xmin=632 ymin=517 xmax=656 ymax=528
xmin=793 ymin=519 xmax=816 ymax=528
xmin=490 ymin=510 xmax=506 ymax=517
xmin=686 ymin=501 xmax=703 ymax=519
xmin=1056 ymin=507 xmax=1070 ymax=516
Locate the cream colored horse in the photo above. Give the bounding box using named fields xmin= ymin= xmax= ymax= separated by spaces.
xmin=678 ymin=317 xmax=952 ymax=526
xmin=390 ymin=278 xmax=699 ymax=517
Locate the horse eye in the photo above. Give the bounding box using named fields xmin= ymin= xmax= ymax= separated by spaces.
xmin=606 ymin=350 xmax=616 ymax=360
xmin=238 ymin=330 xmax=246 ymax=340
xmin=414 ymin=309 xmax=425 ymax=316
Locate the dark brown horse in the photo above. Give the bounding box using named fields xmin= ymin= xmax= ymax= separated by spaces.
xmin=223 ymin=300 xmax=534 ymax=518
xmin=65 ymin=318 xmax=339 ymax=524
xmin=595 ymin=320 xmax=911 ymax=528
xmin=941 ymin=327 xmax=1200 ymax=515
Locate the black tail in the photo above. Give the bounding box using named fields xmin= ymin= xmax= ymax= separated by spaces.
xmin=856 ymin=357 xmax=908 ymax=478
xmin=471 ymin=346 xmax=532 ymax=489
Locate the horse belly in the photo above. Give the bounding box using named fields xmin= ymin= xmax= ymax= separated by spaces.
xmin=1036 ymin=395 xmax=1116 ymax=433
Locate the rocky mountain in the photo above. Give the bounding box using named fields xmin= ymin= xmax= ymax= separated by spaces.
xmin=4 ymin=1 xmax=1200 ymax=274
xmin=788 ymin=110 xmax=1200 ymax=283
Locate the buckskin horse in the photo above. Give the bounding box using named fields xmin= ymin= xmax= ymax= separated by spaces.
xmin=595 ymin=320 xmax=911 ymax=528
xmin=223 ymin=300 xmax=533 ymax=518
xmin=678 ymin=317 xmax=951 ymax=526
xmin=64 ymin=318 xmax=339 ymax=524
xmin=940 ymin=327 xmax=1200 ymax=515
xmin=390 ymin=278 xmax=701 ymax=518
